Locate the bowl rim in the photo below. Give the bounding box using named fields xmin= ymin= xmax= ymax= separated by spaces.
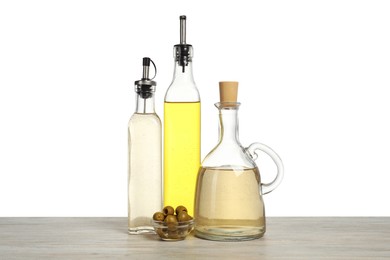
xmin=152 ymin=218 xmax=195 ymax=226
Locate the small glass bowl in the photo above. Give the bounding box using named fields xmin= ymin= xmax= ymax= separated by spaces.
xmin=152 ymin=219 xmax=195 ymax=241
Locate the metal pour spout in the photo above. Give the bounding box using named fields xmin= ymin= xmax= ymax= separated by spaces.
xmin=142 ymin=57 xmax=151 ymax=80
xmin=180 ymin=15 xmax=186 ymax=45
xmin=175 ymin=15 xmax=192 ymax=73
xmin=134 ymin=57 xmax=156 ymax=99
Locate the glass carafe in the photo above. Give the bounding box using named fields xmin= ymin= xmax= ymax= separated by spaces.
xmin=194 ymin=81 xmax=284 ymax=241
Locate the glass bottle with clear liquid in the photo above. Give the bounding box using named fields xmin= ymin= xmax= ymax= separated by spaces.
xmin=128 ymin=57 xmax=162 ymax=234
xmin=194 ymin=81 xmax=284 ymax=241
xmin=164 ymin=16 xmax=201 ymax=216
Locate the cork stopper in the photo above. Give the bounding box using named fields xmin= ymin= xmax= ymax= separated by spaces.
xmin=219 ymin=81 xmax=238 ymax=103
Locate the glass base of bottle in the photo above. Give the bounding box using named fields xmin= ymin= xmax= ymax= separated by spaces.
xmin=128 ymin=226 xmax=155 ymax=235
xmin=194 ymin=225 xmax=265 ymax=241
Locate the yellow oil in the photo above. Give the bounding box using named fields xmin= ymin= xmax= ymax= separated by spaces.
xmin=164 ymin=101 xmax=201 ymax=216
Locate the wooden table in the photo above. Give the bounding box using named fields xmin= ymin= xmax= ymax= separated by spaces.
xmin=1 ymin=217 xmax=389 ymax=259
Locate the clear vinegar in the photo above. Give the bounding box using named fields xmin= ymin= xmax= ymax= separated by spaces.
xmin=194 ymin=167 xmax=265 ymax=241
xmin=128 ymin=113 xmax=162 ymax=234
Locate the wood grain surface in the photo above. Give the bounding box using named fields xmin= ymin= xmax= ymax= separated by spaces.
xmin=0 ymin=217 xmax=389 ymax=259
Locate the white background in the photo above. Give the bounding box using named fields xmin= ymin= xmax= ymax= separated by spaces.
xmin=1 ymin=0 xmax=389 ymax=217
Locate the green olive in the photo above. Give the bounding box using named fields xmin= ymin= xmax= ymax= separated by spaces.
xmin=176 ymin=210 xmax=191 ymax=222
xmin=156 ymin=228 xmax=166 ymax=238
xmin=178 ymin=228 xmax=186 ymax=236
xmin=153 ymin=212 xmax=165 ymax=221
xmin=163 ymin=206 xmax=174 ymax=215
xmin=168 ymin=230 xmax=179 ymax=239
xmin=167 ymin=223 xmax=178 ymax=232
xmin=164 ymin=214 xmax=178 ymax=224
xmin=164 ymin=214 xmax=178 ymax=231
xmin=175 ymin=205 xmax=187 ymax=215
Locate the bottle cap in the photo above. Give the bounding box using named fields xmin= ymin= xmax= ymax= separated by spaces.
xmin=134 ymin=57 xmax=157 ymax=98
xmin=219 ymin=81 xmax=238 ymax=103
xmin=134 ymin=57 xmax=157 ymax=87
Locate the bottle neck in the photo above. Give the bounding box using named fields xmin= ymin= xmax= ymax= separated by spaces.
xmin=135 ymin=91 xmax=155 ymax=114
xmin=218 ymin=107 xmax=240 ymax=145
xmin=172 ymin=44 xmax=195 ymax=83
xmin=172 ymin=60 xmax=195 ymax=84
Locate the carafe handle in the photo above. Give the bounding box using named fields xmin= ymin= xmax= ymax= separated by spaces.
xmin=245 ymin=143 xmax=284 ymax=195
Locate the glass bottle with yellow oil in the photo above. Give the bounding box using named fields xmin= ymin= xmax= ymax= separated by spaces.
xmin=164 ymin=15 xmax=200 ymax=216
